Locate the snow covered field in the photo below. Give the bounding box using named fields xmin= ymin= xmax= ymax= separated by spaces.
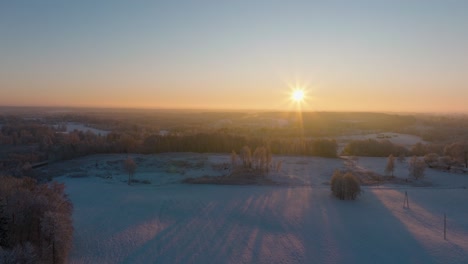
xmin=53 ymin=154 xmax=468 ymax=263
xmin=336 ymin=133 xmax=425 ymax=147
xmin=335 ymin=132 xmax=426 ymax=154
xmin=55 ymin=122 xmax=110 ymax=136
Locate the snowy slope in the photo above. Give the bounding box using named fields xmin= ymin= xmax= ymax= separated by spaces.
xmin=54 ymin=154 xmax=468 ymax=264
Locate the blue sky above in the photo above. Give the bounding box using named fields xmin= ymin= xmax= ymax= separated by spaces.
xmin=1 ymin=1 xmax=467 ymax=111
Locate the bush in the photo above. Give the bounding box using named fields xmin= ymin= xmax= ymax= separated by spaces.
xmin=331 ymin=171 xmax=361 ymax=200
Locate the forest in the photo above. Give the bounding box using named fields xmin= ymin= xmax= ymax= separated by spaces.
xmin=1 ymin=109 xmax=468 ymax=180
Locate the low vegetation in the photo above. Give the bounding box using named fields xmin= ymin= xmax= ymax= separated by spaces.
xmin=342 ymin=139 xmax=408 ymax=157
xmin=185 ymin=145 xmax=281 ymax=185
xmin=330 ymin=171 xmax=361 ymax=200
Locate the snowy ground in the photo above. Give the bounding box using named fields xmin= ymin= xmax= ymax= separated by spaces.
xmin=335 ymin=132 xmax=426 ymax=154
xmin=336 ymin=133 xmax=425 ymax=147
xmin=54 ymin=122 xmax=110 ymax=136
xmin=52 ymin=154 xmax=468 ymax=264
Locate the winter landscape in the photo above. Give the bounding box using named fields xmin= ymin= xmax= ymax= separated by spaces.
xmin=2 ymin=1 xmax=468 ymax=263
xmin=50 ymin=152 xmax=468 ymax=264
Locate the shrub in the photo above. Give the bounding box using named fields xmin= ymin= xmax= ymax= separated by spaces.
xmin=331 ymin=170 xmax=361 ymax=200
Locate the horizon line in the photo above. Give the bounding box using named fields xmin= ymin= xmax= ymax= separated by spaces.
xmin=0 ymin=104 xmax=466 ymax=116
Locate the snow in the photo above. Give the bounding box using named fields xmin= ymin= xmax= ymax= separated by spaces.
xmin=356 ymin=157 xmax=468 ymax=188
xmin=52 ymin=154 xmax=468 ymax=264
xmin=56 ymin=122 xmax=110 ymax=136
xmin=336 ymin=133 xmax=426 ymax=147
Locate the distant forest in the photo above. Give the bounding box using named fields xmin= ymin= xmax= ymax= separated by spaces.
xmin=1 ymin=110 xmax=468 ymax=178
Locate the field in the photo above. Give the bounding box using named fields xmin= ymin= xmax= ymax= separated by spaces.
xmin=50 ymin=154 xmax=468 ymax=264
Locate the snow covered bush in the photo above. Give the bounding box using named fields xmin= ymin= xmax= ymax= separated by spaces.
xmin=330 ymin=171 xmax=361 ymax=200
xmin=408 ymin=156 xmax=426 ymax=179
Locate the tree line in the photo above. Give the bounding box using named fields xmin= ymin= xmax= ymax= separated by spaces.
xmin=0 ymin=176 xmax=73 ymax=264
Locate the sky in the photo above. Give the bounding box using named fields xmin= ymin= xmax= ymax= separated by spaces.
xmin=1 ymin=0 xmax=467 ymax=112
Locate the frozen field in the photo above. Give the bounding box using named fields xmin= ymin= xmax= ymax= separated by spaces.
xmin=54 ymin=122 xmax=110 ymax=136
xmin=335 ymin=133 xmax=426 ymax=153
xmin=336 ymin=133 xmax=425 ymax=147
xmin=52 ymin=154 xmax=468 ymax=264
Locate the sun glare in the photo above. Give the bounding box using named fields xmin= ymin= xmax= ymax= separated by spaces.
xmin=292 ymin=89 xmax=305 ymax=102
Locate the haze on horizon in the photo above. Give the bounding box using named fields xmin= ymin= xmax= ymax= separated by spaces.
xmin=1 ymin=1 xmax=467 ymax=113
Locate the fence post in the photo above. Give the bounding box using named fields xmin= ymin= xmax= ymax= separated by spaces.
xmin=403 ymin=191 xmax=410 ymax=209
xmin=444 ymin=213 xmax=447 ymax=240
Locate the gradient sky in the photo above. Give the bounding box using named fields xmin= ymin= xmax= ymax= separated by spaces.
xmin=1 ymin=1 xmax=467 ymax=112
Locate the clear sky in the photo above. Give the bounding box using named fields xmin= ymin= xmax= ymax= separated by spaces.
xmin=1 ymin=1 xmax=467 ymax=112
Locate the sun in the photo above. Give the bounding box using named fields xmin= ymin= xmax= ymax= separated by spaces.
xmin=291 ymin=89 xmax=305 ymax=102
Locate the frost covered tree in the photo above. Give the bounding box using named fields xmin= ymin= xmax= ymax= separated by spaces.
xmin=424 ymin=153 xmax=439 ymax=168
xmin=0 ymin=242 xmax=36 ymax=264
xmin=385 ymin=154 xmax=395 ymax=176
xmin=240 ymin=146 xmax=252 ymax=168
xmin=41 ymin=211 xmax=73 ymax=264
xmin=408 ymin=156 xmax=426 ymax=179
xmin=124 ymin=157 xmax=137 ymax=185
xmin=0 ymin=176 xmax=73 ymax=264
xmin=230 ymin=150 xmax=238 ymax=169
xmin=439 ymin=155 xmax=455 ymax=170
xmin=444 ymin=142 xmax=468 ymax=168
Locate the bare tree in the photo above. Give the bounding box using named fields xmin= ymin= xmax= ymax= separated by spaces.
xmin=124 ymin=157 xmax=137 ymax=185
xmin=385 ymin=154 xmax=395 ymax=176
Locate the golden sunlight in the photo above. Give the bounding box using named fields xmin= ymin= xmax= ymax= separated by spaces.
xmin=292 ymin=89 xmax=305 ymax=103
